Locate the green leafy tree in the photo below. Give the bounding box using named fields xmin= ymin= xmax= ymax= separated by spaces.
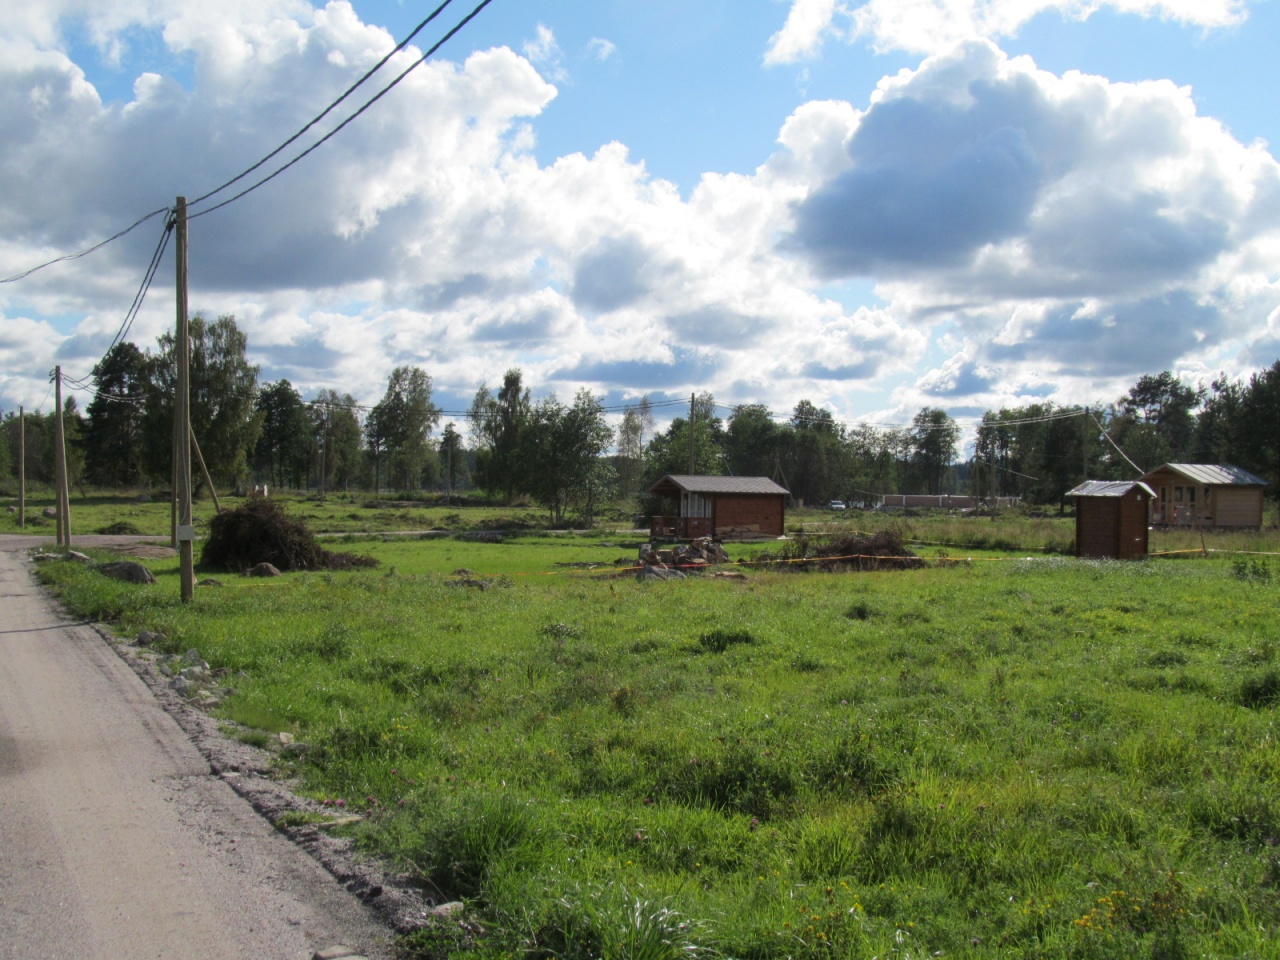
xmin=470 ymin=369 xmax=532 ymax=503
xmin=310 ymin=389 xmax=364 ymax=492
xmin=253 ymin=380 xmax=312 ymax=489
xmin=439 ymin=422 xmax=467 ymax=495
xmin=724 ymin=404 xmax=780 ymax=479
xmin=1238 ymin=360 xmax=1280 ymax=502
xmin=368 ymin=366 xmax=441 ymax=492
xmin=643 ymin=392 xmax=723 ymax=484
xmin=909 ymin=407 xmax=960 ymax=495
xmin=521 ymin=389 xmax=614 ymax=525
xmin=83 ymin=342 xmax=149 ymax=488
xmin=1112 ymin=371 xmax=1202 ymax=466
xmin=141 ymin=314 xmax=261 ymax=489
xmin=1193 ymin=375 xmax=1247 ymax=465
xmin=782 ymin=400 xmax=847 ymax=505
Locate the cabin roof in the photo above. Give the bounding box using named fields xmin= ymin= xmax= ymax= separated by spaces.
xmin=649 ymin=475 xmax=790 ymax=496
xmin=1143 ymin=463 xmax=1266 ymax=486
xmin=1066 ymin=480 xmax=1156 ymax=499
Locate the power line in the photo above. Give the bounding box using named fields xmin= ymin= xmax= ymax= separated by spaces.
xmin=189 ymin=0 xmax=496 ymax=222
xmin=188 ymin=0 xmax=457 ymax=210
xmin=0 ymin=207 xmax=170 ymax=284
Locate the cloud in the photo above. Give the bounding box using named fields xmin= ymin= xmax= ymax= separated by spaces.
xmin=767 ymin=0 xmax=1248 ymax=58
xmin=1 ymin=3 xmax=1277 ymax=428
xmin=587 ymin=37 xmax=616 ymax=61
xmin=523 ymin=23 xmax=565 ymax=81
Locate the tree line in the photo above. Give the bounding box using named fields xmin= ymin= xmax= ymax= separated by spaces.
xmin=2 ymin=315 xmax=1279 ymax=515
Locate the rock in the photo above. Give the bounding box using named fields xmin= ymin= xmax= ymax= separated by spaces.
xmin=245 ymin=562 xmax=281 ymax=577
xmin=638 ymin=564 xmax=686 ymax=582
xmin=425 ymin=901 xmax=466 ymax=919
xmin=312 ymin=945 xmax=361 ymax=960
xmin=170 ymin=676 xmax=194 ymax=697
xmin=181 ymin=649 xmax=206 ymax=667
xmin=96 ymin=561 xmax=157 ymax=584
xmin=197 ymin=577 xmax=224 ymax=587
xmin=181 ymin=665 xmax=211 ymax=683
xmin=42 ymin=507 xmax=57 ymax=519
xmin=31 ymin=553 xmax=60 ymax=563
xmin=279 ymin=731 xmax=296 ymax=746
xmin=137 ymin=630 xmax=166 ymax=646
xmin=65 ymin=551 xmax=93 ymax=563
xmin=5 ymin=505 xmax=15 ymax=513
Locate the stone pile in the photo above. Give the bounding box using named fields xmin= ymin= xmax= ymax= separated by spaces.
xmin=154 ymin=645 xmax=235 ymax=708
xmin=636 ymin=536 xmax=728 ymax=581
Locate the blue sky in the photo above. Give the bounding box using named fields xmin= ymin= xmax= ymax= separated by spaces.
xmin=2 ymin=0 xmax=1279 ymax=441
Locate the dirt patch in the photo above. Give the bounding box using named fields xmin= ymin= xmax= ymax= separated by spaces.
xmin=102 ymin=543 xmax=178 ymax=560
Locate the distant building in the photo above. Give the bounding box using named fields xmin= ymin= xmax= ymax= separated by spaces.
xmin=1066 ymin=480 xmax=1155 ymax=560
xmin=648 ymin=475 xmax=789 ymax=540
xmin=1140 ymin=464 xmax=1266 ymax=529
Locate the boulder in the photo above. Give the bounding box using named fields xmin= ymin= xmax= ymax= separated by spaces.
xmin=42 ymin=507 xmax=57 ymax=519
xmin=245 ymin=562 xmax=281 ymax=577
xmin=96 ymin=561 xmax=157 ymax=585
xmin=136 ymin=630 xmax=166 ymax=646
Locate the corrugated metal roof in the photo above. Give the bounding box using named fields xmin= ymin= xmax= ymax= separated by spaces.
xmin=650 ymin=475 xmax=790 ymax=496
xmin=1145 ymin=463 xmax=1267 ymax=486
xmin=1067 ymin=480 xmax=1155 ymax=498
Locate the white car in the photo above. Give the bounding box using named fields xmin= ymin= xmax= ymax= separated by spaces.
xmin=828 ymin=500 xmax=847 ymax=510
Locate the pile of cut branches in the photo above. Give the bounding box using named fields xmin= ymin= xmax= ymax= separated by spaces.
xmin=201 ymin=498 xmax=378 ymax=573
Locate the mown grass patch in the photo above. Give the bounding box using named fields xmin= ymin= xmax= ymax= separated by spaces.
xmin=34 ymin=544 xmax=1280 ymax=958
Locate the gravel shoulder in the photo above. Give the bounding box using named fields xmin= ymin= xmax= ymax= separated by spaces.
xmin=0 ymin=535 xmax=443 ymax=960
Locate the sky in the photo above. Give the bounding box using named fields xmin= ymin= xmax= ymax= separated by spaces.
xmin=2 ymin=0 xmax=1280 ymax=445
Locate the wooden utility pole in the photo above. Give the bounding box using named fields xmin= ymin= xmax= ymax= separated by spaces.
xmin=688 ymin=392 xmax=696 ymax=475
xmin=174 ymin=198 xmax=195 ymax=602
xmin=52 ymin=367 xmax=71 ymax=548
xmin=1082 ymin=406 xmax=1089 ymax=482
xmin=17 ymin=406 xmax=24 ymax=528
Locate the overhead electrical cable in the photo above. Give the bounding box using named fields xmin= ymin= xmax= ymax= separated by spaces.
xmin=188 ymin=0 xmax=456 ymax=209
xmin=0 ymin=207 xmax=171 ymax=284
xmin=189 ymin=0 xmax=495 ymax=222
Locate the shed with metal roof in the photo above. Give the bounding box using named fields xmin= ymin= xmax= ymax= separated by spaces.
xmin=1066 ymin=480 xmax=1155 ymax=560
xmin=648 ymin=475 xmax=789 ymax=540
xmin=1140 ymin=463 xmax=1265 ymax=529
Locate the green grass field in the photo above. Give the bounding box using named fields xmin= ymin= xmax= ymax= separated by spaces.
xmin=29 ymin=516 xmax=1280 ymax=959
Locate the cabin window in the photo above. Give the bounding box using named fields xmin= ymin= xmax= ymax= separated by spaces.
xmin=1188 ymin=487 xmax=1196 ymax=505
xmin=1174 ymin=487 xmax=1184 ymax=503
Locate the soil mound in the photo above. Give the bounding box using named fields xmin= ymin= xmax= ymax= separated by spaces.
xmin=201 ymin=499 xmax=378 ymax=573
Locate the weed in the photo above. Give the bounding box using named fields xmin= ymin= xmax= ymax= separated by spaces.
xmin=698 ymin=629 xmax=755 ymax=653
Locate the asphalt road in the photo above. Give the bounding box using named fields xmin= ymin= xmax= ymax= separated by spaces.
xmin=0 ymin=536 xmax=396 ymax=960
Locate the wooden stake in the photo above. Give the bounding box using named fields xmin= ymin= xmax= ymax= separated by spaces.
xmin=190 ymin=424 xmax=221 ymax=513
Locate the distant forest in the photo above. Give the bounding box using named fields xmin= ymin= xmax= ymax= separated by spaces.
xmin=4 ymin=314 xmax=1280 ymax=520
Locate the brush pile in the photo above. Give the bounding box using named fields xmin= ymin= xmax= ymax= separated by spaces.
xmin=761 ymin=529 xmax=923 ymax=572
xmin=201 ymin=497 xmax=378 ymax=573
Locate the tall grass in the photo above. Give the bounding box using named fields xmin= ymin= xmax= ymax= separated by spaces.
xmin=35 ymin=541 xmax=1280 ymax=958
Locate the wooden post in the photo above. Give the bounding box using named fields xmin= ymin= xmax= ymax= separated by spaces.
xmin=688 ymin=392 xmax=695 ymax=475
xmin=1082 ymin=406 xmax=1088 ymax=483
xmin=17 ymin=406 xmax=24 ymax=528
xmin=189 ymin=424 xmax=221 ymax=513
xmin=52 ymin=366 xmax=70 ymax=549
xmin=174 ymin=197 xmax=195 ymax=602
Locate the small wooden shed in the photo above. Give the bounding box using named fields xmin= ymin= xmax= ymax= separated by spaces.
xmin=1066 ymin=480 xmax=1155 ymax=560
xmin=1140 ymin=463 xmax=1266 ymax=529
xmin=649 ymin=475 xmax=789 ymax=540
